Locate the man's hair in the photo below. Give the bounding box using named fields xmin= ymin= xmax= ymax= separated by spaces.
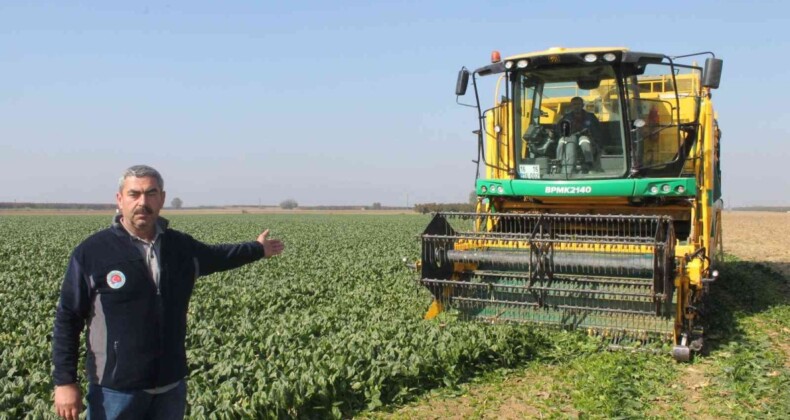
xmin=118 ymin=165 xmax=164 ymax=192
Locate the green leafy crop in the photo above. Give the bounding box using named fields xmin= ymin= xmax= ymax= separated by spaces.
xmin=0 ymin=214 xmax=549 ymax=418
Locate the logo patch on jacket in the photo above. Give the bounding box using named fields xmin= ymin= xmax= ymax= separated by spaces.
xmin=106 ymin=270 xmax=127 ymax=289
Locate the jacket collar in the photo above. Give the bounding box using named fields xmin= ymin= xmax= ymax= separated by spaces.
xmin=112 ymin=213 xmax=169 ymax=238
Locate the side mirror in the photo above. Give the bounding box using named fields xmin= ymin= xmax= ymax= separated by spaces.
xmin=702 ymin=58 xmax=723 ymax=89
xmin=455 ymin=68 xmax=470 ymax=96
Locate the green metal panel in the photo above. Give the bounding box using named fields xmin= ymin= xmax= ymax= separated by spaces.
xmin=632 ymin=178 xmax=697 ymax=198
xmin=477 ymin=177 xmax=697 ymax=198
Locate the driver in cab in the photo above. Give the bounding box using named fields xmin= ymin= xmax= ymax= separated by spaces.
xmin=554 ymin=96 xmax=601 ymax=171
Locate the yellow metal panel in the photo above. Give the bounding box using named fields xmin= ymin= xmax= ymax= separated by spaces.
xmin=424 ymin=300 xmax=443 ymax=320
xmin=482 ymin=74 xmax=514 ymax=180
xmin=484 ymin=101 xmax=515 ymax=180
xmin=699 ymin=89 xmax=715 ymax=273
xmin=484 ymin=109 xmax=497 ymax=179
xmin=686 ymin=259 xmax=703 ymax=287
xmin=674 ymin=244 xmax=696 ymax=259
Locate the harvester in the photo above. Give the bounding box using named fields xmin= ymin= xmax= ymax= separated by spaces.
xmin=419 ymin=47 xmax=723 ymax=361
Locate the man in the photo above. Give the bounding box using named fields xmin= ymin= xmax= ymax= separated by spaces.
xmin=52 ymin=165 xmax=284 ymax=419
xmin=554 ymin=96 xmax=601 ymax=171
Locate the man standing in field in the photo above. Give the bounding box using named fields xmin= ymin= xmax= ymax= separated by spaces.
xmin=52 ymin=165 xmax=284 ymax=419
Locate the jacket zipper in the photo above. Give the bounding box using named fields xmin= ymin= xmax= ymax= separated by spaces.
xmin=155 ymin=262 xmax=166 ymax=382
xmin=111 ymin=340 xmax=119 ymax=381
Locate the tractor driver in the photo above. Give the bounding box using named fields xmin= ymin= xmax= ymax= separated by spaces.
xmin=554 ymin=96 xmax=601 ymax=171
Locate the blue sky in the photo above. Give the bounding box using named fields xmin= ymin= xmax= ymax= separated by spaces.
xmin=1 ymin=1 xmax=787 ymax=207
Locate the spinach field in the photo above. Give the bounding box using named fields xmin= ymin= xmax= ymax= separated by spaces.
xmin=0 ymin=214 xmax=547 ymax=418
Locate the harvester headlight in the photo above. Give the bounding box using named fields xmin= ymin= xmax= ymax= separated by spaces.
xmin=504 ymin=61 xmax=514 ymax=70
xmin=676 ymin=185 xmax=686 ymax=194
xmin=517 ymin=59 xmax=529 ymax=68
xmin=649 ymin=186 xmax=659 ymax=194
xmin=481 ymin=186 xmax=488 ymax=193
xmin=583 ymin=53 xmax=598 ymax=63
xmin=497 ymin=186 xmax=504 ymax=194
xmin=490 ymin=184 xmax=496 ymax=192
xmin=603 ymin=53 xmax=616 ymax=62
xmin=661 ymin=184 xmax=671 ymax=193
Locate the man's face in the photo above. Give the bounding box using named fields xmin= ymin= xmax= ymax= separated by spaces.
xmin=116 ymin=176 xmax=166 ymax=235
xmin=570 ymin=99 xmax=583 ymax=114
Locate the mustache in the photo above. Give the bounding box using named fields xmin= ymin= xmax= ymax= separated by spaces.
xmin=134 ymin=206 xmax=153 ymax=215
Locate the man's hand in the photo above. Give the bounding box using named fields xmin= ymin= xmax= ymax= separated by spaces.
xmin=54 ymin=384 xmax=82 ymax=420
xmin=257 ymin=229 xmax=284 ymax=258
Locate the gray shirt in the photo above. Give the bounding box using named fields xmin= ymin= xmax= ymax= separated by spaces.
xmin=129 ymin=224 xmax=163 ymax=291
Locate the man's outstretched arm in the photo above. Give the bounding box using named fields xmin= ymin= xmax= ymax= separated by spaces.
xmin=189 ymin=229 xmax=285 ymax=277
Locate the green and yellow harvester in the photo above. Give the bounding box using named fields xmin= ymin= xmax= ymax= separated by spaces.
xmin=419 ymin=47 xmax=724 ymax=361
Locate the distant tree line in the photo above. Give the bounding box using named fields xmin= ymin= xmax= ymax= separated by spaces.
xmin=278 ymin=203 xmax=411 ymax=211
xmin=0 ymin=201 xmax=191 ymax=210
xmin=0 ymin=202 xmax=115 ymax=210
xmin=0 ymin=202 xmax=416 ymax=211
xmin=413 ymin=202 xmax=475 ymax=214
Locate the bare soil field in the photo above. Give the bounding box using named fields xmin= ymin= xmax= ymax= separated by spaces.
xmin=722 ymin=211 xmax=790 ymax=277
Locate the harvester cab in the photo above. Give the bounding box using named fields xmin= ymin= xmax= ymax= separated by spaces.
xmin=420 ymin=47 xmax=723 ymax=361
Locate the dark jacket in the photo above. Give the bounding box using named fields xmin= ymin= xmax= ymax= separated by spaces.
xmin=52 ymin=217 xmax=264 ymax=390
xmin=556 ymin=109 xmax=602 ymax=140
